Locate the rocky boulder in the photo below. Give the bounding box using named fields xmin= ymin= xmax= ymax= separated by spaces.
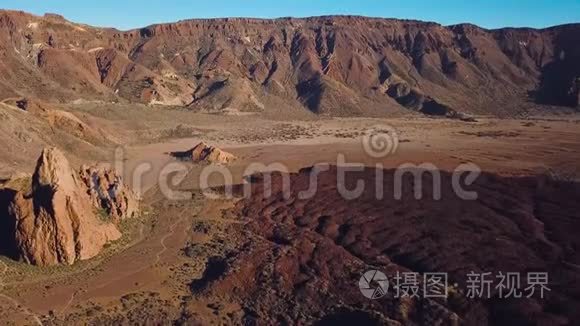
xmin=3 ymin=148 xmax=136 ymax=266
xmin=171 ymin=142 xmax=236 ymax=164
xmin=79 ymin=165 xmax=138 ymax=221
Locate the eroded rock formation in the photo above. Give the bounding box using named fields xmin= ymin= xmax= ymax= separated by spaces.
xmin=1 ymin=147 xmax=137 ymax=265
xmin=171 ymin=142 xmax=236 ymax=164
xmin=80 ymin=165 xmax=138 ymax=221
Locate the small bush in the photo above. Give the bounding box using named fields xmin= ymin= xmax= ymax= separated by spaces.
xmin=96 ymin=208 xmax=110 ymax=222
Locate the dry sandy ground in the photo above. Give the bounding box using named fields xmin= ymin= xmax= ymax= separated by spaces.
xmin=123 ymin=116 xmax=580 ymax=193
xmin=1 ymin=113 xmax=580 ymax=324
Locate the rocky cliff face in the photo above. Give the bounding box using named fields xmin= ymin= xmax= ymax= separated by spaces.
xmin=0 ymin=10 xmax=578 ymax=116
xmin=0 ymin=148 xmax=137 ymax=266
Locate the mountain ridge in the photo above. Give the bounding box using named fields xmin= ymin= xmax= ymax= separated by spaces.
xmin=0 ymin=9 xmax=578 ymax=117
xmin=10 ymin=10 xmax=578 ymax=37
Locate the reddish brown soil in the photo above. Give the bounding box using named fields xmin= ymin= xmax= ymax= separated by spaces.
xmin=184 ymin=167 xmax=580 ymax=325
xmin=1 ymin=116 xmax=580 ymax=324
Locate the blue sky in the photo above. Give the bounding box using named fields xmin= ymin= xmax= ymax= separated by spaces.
xmin=1 ymin=0 xmax=579 ymax=31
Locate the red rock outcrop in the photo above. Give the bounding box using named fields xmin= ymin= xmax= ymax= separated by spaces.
xmin=171 ymin=142 xmax=236 ymax=164
xmin=3 ymin=148 xmax=137 ymax=266
xmin=79 ymin=165 xmax=138 ymax=221
xmin=7 ymin=148 xmax=120 ymax=265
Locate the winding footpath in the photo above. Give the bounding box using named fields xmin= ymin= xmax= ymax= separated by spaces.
xmin=0 ymin=260 xmax=44 ymax=325
xmin=60 ymin=221 xmax=148 ymax=316
xmin=61 ymin=208 xmax=189 ymax=316
xmin=154 ymin=208 xmax=189 ymax=266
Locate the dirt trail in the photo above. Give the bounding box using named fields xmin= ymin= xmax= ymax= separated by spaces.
xmin=59 ymin=222 xmax=147 ymax=315
xmin=0 ymin=260 xmax=44 ymax=325
xmin=58 ymin=206 xmax=192 ymax=315
xmin=155 ymin=208 xmax=189 ymax=266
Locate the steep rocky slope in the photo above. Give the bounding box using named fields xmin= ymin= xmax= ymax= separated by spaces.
xmin=0 ymin=98 xmax=114 ymax=178
xmin=0 ymin=10 xmax=578 ymax=116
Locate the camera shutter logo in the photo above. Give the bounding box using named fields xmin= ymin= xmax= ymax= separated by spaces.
xmin=359 ymin=270 xmax=389 ymax=299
